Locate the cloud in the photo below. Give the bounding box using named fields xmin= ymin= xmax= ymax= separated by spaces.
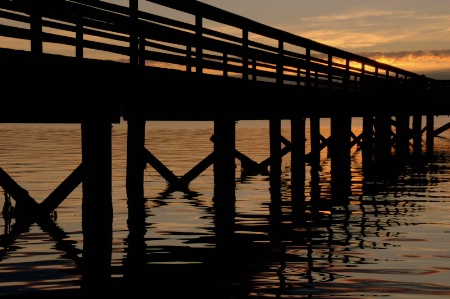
xmin=358 ymin=49 xmax=450 ymax=60
xmin=356 ymin=49 xmax=450 ymax=78
xmin=301 ymin=9 xmax=401 ymax=23
xmin=285 ymin=7 xmax=450 ymax=53
xmin=297 ymin=29 xmax=401 ymax=50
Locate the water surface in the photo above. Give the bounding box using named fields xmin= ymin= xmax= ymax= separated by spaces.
xmin=0 ymin=117 xmax=449 ymax=298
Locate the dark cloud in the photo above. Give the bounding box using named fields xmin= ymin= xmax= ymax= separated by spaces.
xmin=355 ymin=49 xmax=450 ymax=79
xmin=357 ymin=49 xmax=450 ymax=60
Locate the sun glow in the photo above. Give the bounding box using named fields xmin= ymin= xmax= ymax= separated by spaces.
xmin=360 ymin=50 xmax=450 ymax=76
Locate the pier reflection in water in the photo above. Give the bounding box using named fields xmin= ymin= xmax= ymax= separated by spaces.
xmin=0 ymin=117 xmax=450 ymax=298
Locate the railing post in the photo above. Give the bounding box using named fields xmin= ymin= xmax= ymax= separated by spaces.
xmin=139 ymin=36 xmax=146 ymax=67
xmin=223 ymin=52 xmax=228 ymax=77
xmin=344 ymin=58 xmax=350 ymax=92
xmin=76 ymin=11 xmax=84 ymax=60
xmin=327 ymin=53 xmax=332 ymax=89
xmin=30 ymin=1 xmax=43 ymax=57
xmin=242 ymin=29 xmax=249 ymax=80
xmin=187 ymin=46 xmax=192 ymax=72
xmin=252 ymin=59 xmax=257 ymax=81
xmin=305 ymin=48 xmax=311 ymax=88
xmin=361 ymin=62 xmax=365 ymax=93
xmin=277 ymin=40 xmax=283 ymax=85
xmin=129 ymin=0 xmax=138 ymax=66
xmin=195 ymin=15 xmax=203 ymax=74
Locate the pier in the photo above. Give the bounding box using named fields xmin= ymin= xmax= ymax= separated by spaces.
xmin=1 ymin=0 xmax=450 ymax=292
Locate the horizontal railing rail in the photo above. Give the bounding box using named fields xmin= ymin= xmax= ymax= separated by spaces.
xmin=0 ymin=0 xmax=448 ymax=98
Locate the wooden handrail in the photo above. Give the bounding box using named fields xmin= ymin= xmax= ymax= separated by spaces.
xmin=0 ymin=0 xmax=447 ymax=96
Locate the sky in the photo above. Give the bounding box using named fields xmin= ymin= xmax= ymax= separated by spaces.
xmin=194 ymin=0 xmax=450 ymax=79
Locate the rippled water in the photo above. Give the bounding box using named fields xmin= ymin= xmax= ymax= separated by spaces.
xmin=0 ymin=117 xmax=449 ymax=298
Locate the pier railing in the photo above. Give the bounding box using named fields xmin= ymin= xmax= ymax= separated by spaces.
xmin=0 ymin=0 xmax=441 ymax=97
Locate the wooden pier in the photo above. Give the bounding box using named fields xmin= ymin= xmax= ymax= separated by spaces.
xmin=1 ymin=0 xmax=450 ymax=292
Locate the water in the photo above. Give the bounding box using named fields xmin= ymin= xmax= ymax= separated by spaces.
xmin=0 ymin=117 xmax=450 ymax=298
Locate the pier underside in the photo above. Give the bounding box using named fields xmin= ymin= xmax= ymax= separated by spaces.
xmin=2 ymin=48 xmax=447 ymax=123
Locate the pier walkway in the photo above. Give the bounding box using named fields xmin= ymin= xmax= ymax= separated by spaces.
xmin=0 ymin=0 xmax=449 ymax=121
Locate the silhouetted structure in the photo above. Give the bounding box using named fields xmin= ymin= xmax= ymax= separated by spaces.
xmin=1 ymin=0 xmax=450 ymax=294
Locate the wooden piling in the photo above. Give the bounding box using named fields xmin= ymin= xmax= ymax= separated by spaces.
xmin=290 ymin=117 xmax=306 ymax=219
xmin=80 ymin=109 xmax=113 ymax=290
xmin=330 ymin=115 xmax=352 ymax=200
xmin=126 ymin=107 xmax=146 ymax=199
xmin=412 ymin=114 xmax=423 ymax=155
xmin=374 ymin=114 xmax=392 ymax=164
xmin=395 ymin=113 xmax=410 ymax=158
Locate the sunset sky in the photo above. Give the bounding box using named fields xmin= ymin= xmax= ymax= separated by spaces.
xmin=196 ymin=0 xmax=450 ymax=79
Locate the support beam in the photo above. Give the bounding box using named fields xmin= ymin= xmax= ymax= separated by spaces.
xmin=126 ymin=108 xmax=146 ymax=199
xmin=40 ymin=163 xmax=84 ymax=214
xmin=0 ymin=167 xmax=39 ymax=219
xmin=81 ymin=109 xmax=113 ymax=291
